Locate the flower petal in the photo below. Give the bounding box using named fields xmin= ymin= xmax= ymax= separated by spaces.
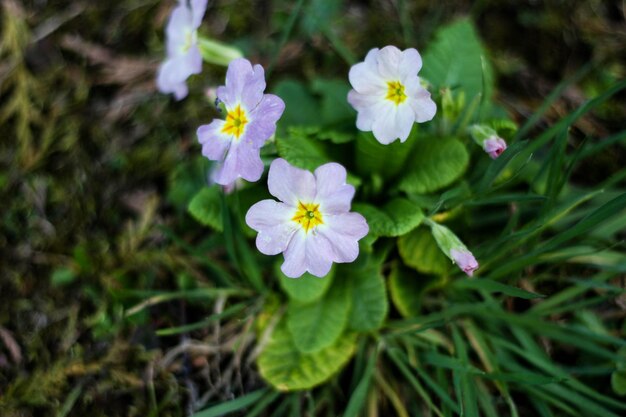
xmin=348 ymin=48 xmax=386 ymax=95
xmin=408 ymin=90 xmax=437 ymax=123
xmin=305 ymin=232 xmax=334 ymax=277
xmin=219 ymin=58 xmax=254 ymax=106
xmin=281 ymin=230 xmax=307 ymax=278
xmin=246 ymin=94 xmax=285 ymax=147
xmin=314 ymin=163 xmax=355 ymax=214
xmin=348 ymin=90 xmax=387 ymax=132
xmin=165 ymin=4 xmax=192 ymax=55
xmin=268 ymin=158 xmax=316 ymax=206
xmin=399 ymin=48 xmax=423 ymax=80
xmin=319 ymin=212 xmax=369 ymax=263
xmin=376 ymin=45 xmax=402 ymax=80
xmin=197 ymin=119 xmax=231 ymax=160
xmin=246 ymin=200 xmax=297 ymax=255
xmin=371 ymin=103 xmax=414 ymax=144
xmin=213 ymin=141 xmax=264 ymax=185
xmin=241 ymin=64 xmax=266 ymax=110
xmin=190 ymin=0 xmax=208 ymax=29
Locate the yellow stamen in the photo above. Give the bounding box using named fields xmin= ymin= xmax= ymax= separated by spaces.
xmin=292 ymin=201 xmax=324 ymax=233
xmin=221 ymin=105 xmax=249 ymax=139
xmin=385 ymin=81 xmax=407 ymax=105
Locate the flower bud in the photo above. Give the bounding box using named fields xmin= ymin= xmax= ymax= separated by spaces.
xmin=483 ymin=136 xmax=507 ymax=159
xmin=427 ymin=220 xmax=479 ymax=277
xmin=450 ymin=248 xmax=479 ymax=277
xmin=468 ymin=124 xmax=508 ymax=159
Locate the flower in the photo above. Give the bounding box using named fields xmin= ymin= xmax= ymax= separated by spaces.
xmin=347 ymin=46 xmax=437 ymax=144
xmin=450 ymin=248 xmax=479 ymax=277
xmin=156 ymin=0 xmax=208 ymax=100
xmin=483 ymin=136 xmax=507 ymax=159
xmin=245 ymin=159 xmax=369 ymax=278
xmin=197 ymin=58 xmax=285 ymax=185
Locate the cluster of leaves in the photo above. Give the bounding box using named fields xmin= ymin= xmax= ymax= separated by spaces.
xmin=185 ymin=17 xmax=626 ymax=417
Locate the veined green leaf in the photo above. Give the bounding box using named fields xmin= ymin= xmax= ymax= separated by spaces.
xmin=287 ymin=278 xmax=350 ymax=353
xmin=343 ymin=262 xmax=388 ymax=332
xmin=353 ymin=198 xmax=424 ymax=237
xmin=258 ymin=320 xmax=356 ymax=391
xmin=355 ymin=131 xmax=416 ymax=180
xmin=422 ymin=18 xmax=494 ymax=108
xmin=398 ymin=227 xmax=450 ymax=275
xmin=276 ymin=130 xmax=329 ymax=171
xmin=188 ymin=186 xmax=223 ymax=231
xmin=398 ymin=137 xmax=469 ymax=194
xmin=277 ymin=262 xmax=334 ymax=303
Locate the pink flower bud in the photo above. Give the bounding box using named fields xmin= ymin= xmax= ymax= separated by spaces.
xmin=483 ymin=136 xmax=507 ymax=159
xmin=450 ymin=248 xmax=479 ymax=277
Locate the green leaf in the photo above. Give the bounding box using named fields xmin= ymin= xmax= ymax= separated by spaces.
xmin=277 ymin=262 xmax=334 ymax=303
xmin=397 ymin=137 xmax=469 ymax=194
xmin=612 ymin=371 xmax=626 ymax=396
xmin=192 ymin=389 xmax=268 ymax=417
xmin=167 ymin=155 xmax=207 ymax=210
xmin=353 ymin=198 xmax=424 ymax=237
xmin=300 ymin=0 xmax=344 ymax=35
xmin=276 ymin=129 xmax=361 ymax=186
xmin=258 ymin=320 xmax=357 ymax=391
xmin=388 ymin=263 xmax=441 ymax=317
xmin=276 ymin=129 xmax=329 ymax=171
xmin=273 ymin=80 xmax=318 ymax=128
xmin=188 ymin=186 xmax=223 ymax=232
xmin=287 ymin=278 xmax=350 ymax=353
xmin=422 ymin=18 xmax=494 ymax=106
xmin=310 ymin=78 xmax=354 ymax=126
xmin=355 ymin=131 xmax=416 ymax=180
xmin=398 ymin=227 xmax=450 ymax=275
xmin=343 ymin=262 xmax=388 ymax=332
xmin=51 ymin=267 xmax=76 ymax=287
xmin=451 ymin=278 xmax=545 ymax=299
xmin=343 ymin=350 xmax=377 ymax=417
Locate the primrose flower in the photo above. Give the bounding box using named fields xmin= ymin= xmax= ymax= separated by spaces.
xmin=450 ymin=248 xmax=479 ymax=277
xmin=197 ymin=58 xmax=285 ymax=185
xmin=483 ymin=136 xmax=508 ymax=159
xmin=245 ymin=159 xmax=369 ymax=278
xmin=156 ymin=0 xmax=207 ymax=100
xmin=347 ymin=46 xmax=436 ymax=144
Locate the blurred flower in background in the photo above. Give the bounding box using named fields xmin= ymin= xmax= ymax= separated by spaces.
xmin=156 ymin=0 xmax=208 ymax=100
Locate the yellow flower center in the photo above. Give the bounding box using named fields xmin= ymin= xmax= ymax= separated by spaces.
xmin=221 ymin=105 xmax=249 ymax=139
xmin=385 ymin=81 xmax=407 ymax=105
xmin=292 ymin=202 xmax=324 ymax=233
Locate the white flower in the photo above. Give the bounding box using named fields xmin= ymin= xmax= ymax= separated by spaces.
xmin=347 ymin=46 xmax=436 ymax=144
xmin=245 ymin=159 xmax=369 ymax=278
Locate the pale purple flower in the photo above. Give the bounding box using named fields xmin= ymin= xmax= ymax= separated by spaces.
xmin=245 ymin=159 xmax=369 ymax=278
xmin=483 ymin=136 xmax=507 ymax=159
xmin=156 ymin=0 xmax=207 ymax=100
xmin=347 ymin=46 xmax=437 ymax=144
xmin=197 ymin=58 xmax=285 ymax=185
xmin=450 ymin=248 xmax=479 ymax=277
